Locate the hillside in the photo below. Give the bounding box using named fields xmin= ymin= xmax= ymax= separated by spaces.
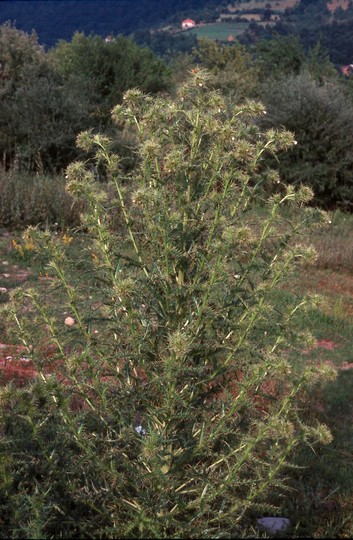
xmin=2 ymin=1 xmax=353 ymax=64
xmin=0 ymin=0 xmax=227 ymax=48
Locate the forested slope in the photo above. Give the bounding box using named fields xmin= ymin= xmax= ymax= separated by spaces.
xmin=0 ymin=0 xmax=226 ymax=47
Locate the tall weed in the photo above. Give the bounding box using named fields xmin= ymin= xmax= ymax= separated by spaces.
xmin=1 ymin=70 xmax=335 ymax=538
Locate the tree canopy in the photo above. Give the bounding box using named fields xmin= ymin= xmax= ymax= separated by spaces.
xmin=0 ymin=24 xmax=172 ymax=173
xmin=50 ymin=32 xmax=172 ymax=127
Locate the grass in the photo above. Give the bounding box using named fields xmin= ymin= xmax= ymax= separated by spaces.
xmin=273 ymin=210 xmax=353 ymax=538
xmin=188 ymin=22 xmax=249 ymax=41
xmin=285 ymin=362 xmax=353 ymax=537
xmin=309 ymin=209 xmax=353 ymax=272
xmin=0 ymin=170 xmax=83 ymax=230
xmin=1 ymin=209 xmax=353 ymax=537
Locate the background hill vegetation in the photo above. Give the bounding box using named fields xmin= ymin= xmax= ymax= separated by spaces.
xmin=0 ymin=0 xmax=227 ymax=47
xmin=1 ymin=0 xmax=353 ymax=64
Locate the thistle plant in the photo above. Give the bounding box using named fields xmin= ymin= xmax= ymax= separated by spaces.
xmin=1 ymin=69 xmax=335 ymax=539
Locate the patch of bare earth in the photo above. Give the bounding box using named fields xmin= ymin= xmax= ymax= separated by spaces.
xmin=296 ymin=268 xmax=353 ymax=304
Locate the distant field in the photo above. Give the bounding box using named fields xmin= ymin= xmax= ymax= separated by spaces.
xmin=188 ymin=22 xmax=249 ymax=41
xmin=327 ymin=0 xmax=350 ymax=11
xmin=229 ymin=0 xmax=298 ymax=10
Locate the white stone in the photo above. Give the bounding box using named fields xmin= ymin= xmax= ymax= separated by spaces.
xmin=134 ymin=425 xmax=146 ymax=436
xmin=257 ymin=517 xmax=291 ymax=534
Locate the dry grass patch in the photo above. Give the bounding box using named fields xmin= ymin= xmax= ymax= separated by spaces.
xmin=310 ymin=220 xmax=353 ymax=272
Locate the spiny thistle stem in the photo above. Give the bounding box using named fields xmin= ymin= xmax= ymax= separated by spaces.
xmin=112 ymin=174 xmax=149 ymax=279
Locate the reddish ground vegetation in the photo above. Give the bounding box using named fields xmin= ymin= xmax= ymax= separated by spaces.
xmin=205 ymin=367 xmax=284 ymax=414
xmin=0 ymin=343 xmax=283 ymax=416
xmin=0 ymin=342 xmax=61 ymax=386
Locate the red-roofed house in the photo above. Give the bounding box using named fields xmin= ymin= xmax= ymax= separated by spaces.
xmin=181 ymin=18 xmax=196 ymax=29
xmin=341 ymin=64 xmax=353 ymax=76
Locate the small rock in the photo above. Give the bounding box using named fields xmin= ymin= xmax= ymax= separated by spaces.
xmin=257 ymin=517 xmax=291 ymax=534
xmin=64 ymin=316 xmax=75 ymax=326
xmin=134 ymin=425 xmax=146 ymax=436
xmin=0 ymin=287 xmax=8 ymax=293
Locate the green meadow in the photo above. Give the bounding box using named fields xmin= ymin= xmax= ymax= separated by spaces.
xmin=188 ymin=21 xmax=249 ymax=41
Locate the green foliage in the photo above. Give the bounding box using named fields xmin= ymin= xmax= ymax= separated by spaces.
xmin=237 ymin=0 xmax=353 ymax=67
xmin=303 ymin=41 xmax=338 ymax=83
xmin=254 ymin=34 xmax=306 ymax=81
xmin=0 ymin=23 xmax=91 ymax=173
xmin=4 ymin=62 xmax=91 ymax=173
xmin=1 ymin=70 xmax=334 ymax=538
xmin=50 ymin=32 xmax=172 ymax=128
xmin=0 ymin=22 xmax=43 ymax=169
xmin=0 ymin=23 xmax=172 ymax=174
xmin=0 ymin=22 xmax=45 ymax=88
xmin=133 ymin=29 xmax=198 ymax=61
xmin=192 ymin=38 xmax=259 ymax=99
xmin=260 ymin=71 xmax=353 ymax=209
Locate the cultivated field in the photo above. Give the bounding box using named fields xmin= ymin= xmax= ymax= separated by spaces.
xmin=227 ymin=0 xmax=299 ymax=12
xmin=327 ymin=0 xmax=350 ymax=12
xmin=188 ymin=21 xmax=249 ymax=40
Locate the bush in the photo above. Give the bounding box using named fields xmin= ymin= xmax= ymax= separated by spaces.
xmin=192 ymin=38 xmax=260 ymax=100
xmin=0 ymin=170 xmax=83 ymax=229
xmin=0 ymin=23 xmax=90 ymax=174
xmin=259 ymin=72 xmax=353 ymax=210
xmin=1 ymin=70 xmax=334 ymax=538
xmin=50 ymin=32 xmax=172 ymax=129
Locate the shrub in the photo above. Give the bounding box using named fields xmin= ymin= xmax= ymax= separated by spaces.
xmin=259 ymin=72 xmax=353 ymax=210
xmin=50 ymin=32 xmax=172 ymax=128
xmin=192 ymin=38 xmax=260 ymax=100
xmin=1 ymin=70 xmax=334 ymax=538
xmin=0 ymin=23 xmax=90 ymax=175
